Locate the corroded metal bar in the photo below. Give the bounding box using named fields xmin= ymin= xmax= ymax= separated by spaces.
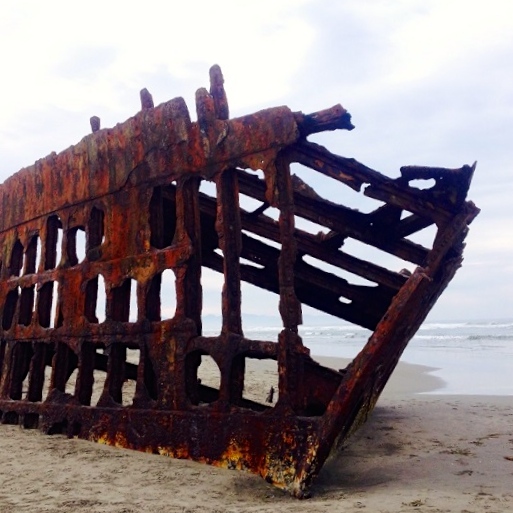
xmin=216 ymin=169 xmax=243 ymax=335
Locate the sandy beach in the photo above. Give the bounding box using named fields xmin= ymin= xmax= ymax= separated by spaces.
xmin=0 ymin=357 xmax=511 ymax=513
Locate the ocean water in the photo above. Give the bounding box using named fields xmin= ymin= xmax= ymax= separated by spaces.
xmin=206 ymin=319 xmax=513 ymax=396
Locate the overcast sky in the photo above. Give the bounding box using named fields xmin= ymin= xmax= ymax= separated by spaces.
xmin=0 ymin=1 xmax=511 ymax=323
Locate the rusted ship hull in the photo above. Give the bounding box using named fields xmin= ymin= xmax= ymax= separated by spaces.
xmin=0 ymin=66 xmax=478 ymax=497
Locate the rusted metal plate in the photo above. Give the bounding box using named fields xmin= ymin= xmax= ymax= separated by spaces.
xmin=0 ymin=65 xmax=478 ymax=497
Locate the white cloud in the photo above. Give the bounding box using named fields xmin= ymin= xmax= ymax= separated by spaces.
xmin=385 ymin=1 xmax=513 ymax=85
xmin=0 ymin=0 xmax=511 ymax=321
xmin=0 ymin=1 xmax=315 ymax=121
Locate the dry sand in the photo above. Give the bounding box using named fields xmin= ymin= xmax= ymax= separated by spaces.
xmin=0 ymin=357 xmax=512 ymax=513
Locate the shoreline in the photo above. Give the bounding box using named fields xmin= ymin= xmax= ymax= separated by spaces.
xmin=0 ymin=359 xmax=511 ymax=512
xmin=313 ymin=355 xmax=447 ymax=398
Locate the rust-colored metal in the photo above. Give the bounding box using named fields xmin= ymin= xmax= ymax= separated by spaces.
xmin=0 ymin=65 xmax=479 ymax=497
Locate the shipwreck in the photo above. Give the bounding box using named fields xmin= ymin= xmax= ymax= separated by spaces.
xmin=0 ymin=66 xmax=479 ymax=497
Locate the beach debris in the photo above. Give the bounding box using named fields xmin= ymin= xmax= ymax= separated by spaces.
xmin=0 ymin=65 xmax=479 ymax=498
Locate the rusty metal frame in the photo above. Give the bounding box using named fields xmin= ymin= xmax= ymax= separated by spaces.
xmin=0 ymin=65 xmax=479 ymax=497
